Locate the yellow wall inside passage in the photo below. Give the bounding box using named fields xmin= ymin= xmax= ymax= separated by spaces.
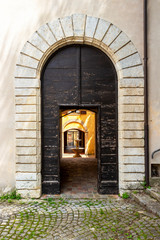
xmin=62 ymin=110 xmax=96 ymax=155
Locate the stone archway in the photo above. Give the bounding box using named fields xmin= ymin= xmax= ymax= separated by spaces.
xmin=15 ymin=14 xmax=144 ymax=198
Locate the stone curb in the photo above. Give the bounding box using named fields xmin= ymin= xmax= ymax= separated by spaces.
xmin=131 ymin=192 xmax=160 ymax=217
xmin=146 ymin=187 xmax=160 ymax=203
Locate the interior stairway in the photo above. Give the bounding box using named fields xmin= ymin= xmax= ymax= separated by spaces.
xmin=131 ymin=187 xmax=160 ymax=217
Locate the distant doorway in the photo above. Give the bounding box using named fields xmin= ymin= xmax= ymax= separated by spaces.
xmin=61 ymin=108 xmax=96 ymax=158
xmin=64 ymin=130 xmax=85 ymax=153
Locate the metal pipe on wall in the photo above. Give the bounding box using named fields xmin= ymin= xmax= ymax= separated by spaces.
xmin=144 ymin=0 xmax=149 ymax=186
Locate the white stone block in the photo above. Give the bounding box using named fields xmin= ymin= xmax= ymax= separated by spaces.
xmin=16 ymin=163 xmax=36 ymax=172
xmin=15 ymin=88 xmax=37 ymax=96
xmin=16 ymin=173 xmax=37 ymax=181
xmin=124 ymin=165 xmax=145 ymax=173
xmin=119 ymin=53 xmax=142 ymax=69
xmin=123 ymin=156 xmax=145 ymax=164
xmin=123 ymin=131 xmax=144 ymax=139
xmin=16 ymin=122 xmax=36 ymax=130
xmin=120 ymin=122 xmax=144 ymax=130
xmin=15 ymin=96 xmax=36 ymax=105
xmin=109 ymin=31 xmax=129 ymax=52
xmin=15 ymin=79 xmax=39 ymax=88
xmin=16 ymin=155 xmax=37 ymax=164
xmin=17 ymin=54 xmax=39 ymax=69
xmin=122 ymin=105 xmax=144 ymax=113
xmin=16 ymin=105 xmax=36 ymax=113
xmin=60 ymin=16 xmax=73 ymax=37
xmin=122 ymin=88 xmax=144 ymax=96
xmin=29 ymin=31 xmax=49 ymax=52
xmin=119 ymin=182 xmax=143 ymax=191
xmin=123 ymin=173 xmax=144 ymax=181
xmin=122 ymin=112 xmax=144 ymax=121
xmin=17 ymin=189 xmax=41 ymax=198
xmin=16 ymin=181 xmax=37 ymax=189
xmin=21 ymin=41 xmax=43 ymax=60
xmin=16 ymin=139 xmax=36 ymax=147
xmin=116 ymin=42 xmax=137 ymax=60
xmin=120 ymin=65 xmax=144 ymax=78
xmin=85 ymin=16 xmax=98 ymax=38
xmin=15 ymin=66 xmax=36 ymax=78
xmin=16 ymin=147 xmax=36 ymax=155
xmin=15 ymin=113 xmax=36 ymax=122
xmin=121 ymin=96 xmax=144 ymax=104
xmin=123 ymin=148 xmax=144 ymax=156
xmin=37 ymin=24 xmax=56 ymax=46
xmin=94 ymin=19 xmax=110 ymax=41
xmin=72 ymin=14 xmax=86 ymax=37
xmin=103 ymin=24 xmax=121 ymax=46
xmin=48 ymin=19 xmax=64 ymax=41
xmin=119 ymin=78 xmax=144 ymax=88
xmin=123 ymin=139 xmax=144 ymax=147
xmin=16 ymin=130 xmax=36 ymax=139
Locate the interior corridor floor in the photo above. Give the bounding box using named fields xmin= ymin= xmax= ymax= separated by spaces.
xmin=60 ymin=157 xmax=99 ymax=198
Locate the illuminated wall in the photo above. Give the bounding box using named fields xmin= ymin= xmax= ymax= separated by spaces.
xmin=62 ymin=110 xmax=95 ymax=156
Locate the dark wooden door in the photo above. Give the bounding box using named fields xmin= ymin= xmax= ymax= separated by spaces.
xmin=41 ymin=45 xmax=118 ymax=194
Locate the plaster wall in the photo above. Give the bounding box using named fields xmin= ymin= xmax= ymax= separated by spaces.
xmin=0 ymin=0 xmax=144 ymax=193
xmin=62 ymin=110 xmax=96 ymax=155
xmin=148 ymin=0 xmax=160 ymax=177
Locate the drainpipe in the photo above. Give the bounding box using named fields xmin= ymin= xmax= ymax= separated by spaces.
xmin=144 ymin=0 xmax=149 ymax=186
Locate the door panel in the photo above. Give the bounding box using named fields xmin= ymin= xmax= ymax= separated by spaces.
xmin=42 ymin=45 xmax=118 ymax=194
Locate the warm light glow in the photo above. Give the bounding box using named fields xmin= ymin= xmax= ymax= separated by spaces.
xmin=61 ymin=109 xmax=96 ymax=157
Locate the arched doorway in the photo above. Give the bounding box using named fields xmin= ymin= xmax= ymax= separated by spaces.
xmin=41 ymin=44 xmax=118 ymax=194
xmin=15 ymin=14 xmax=145 ymax=198
xmin=64 ymin=129 xmax=85 ymax=154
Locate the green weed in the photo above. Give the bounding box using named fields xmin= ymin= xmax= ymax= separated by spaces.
xmin=122 ymin=192 xmax=130 ymax=199
xmin=0 ymin=190 xmax=21 ymax=200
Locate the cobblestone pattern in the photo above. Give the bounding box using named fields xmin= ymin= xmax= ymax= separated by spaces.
xmin=0 ymin=197 xmax=160 ymax=239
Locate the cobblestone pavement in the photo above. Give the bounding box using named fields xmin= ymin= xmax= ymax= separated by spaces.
xmin=0 ymin=197 xmax=160 ymax=240
xmin=60 ymin=158 xmax=98 ymax=197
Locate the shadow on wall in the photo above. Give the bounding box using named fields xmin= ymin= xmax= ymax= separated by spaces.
xmin=0 ymin=0 xmax=143 ymax=192
xmin=0 ymin=0 xmax=91 ymax=192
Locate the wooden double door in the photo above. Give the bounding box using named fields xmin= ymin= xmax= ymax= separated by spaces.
xmin=41 ymin=44 xmax=118 ymax=194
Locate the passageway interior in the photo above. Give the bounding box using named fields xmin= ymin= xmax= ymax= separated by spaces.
xmin=60 ymin=108 xmax=98 ymax=195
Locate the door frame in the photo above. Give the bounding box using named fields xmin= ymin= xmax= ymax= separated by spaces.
xmin=59 ymin=104 xmax=102 ymax=193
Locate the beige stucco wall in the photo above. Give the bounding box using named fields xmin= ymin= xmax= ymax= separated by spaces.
xmin=0 ymin=0 xmax=144 ymax=193
xmin=148 ymin=0 xmax=160 ymax=176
